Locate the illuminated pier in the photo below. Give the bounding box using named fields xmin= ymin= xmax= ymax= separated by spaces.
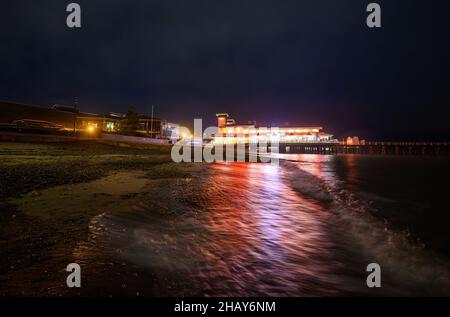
xmin=215 ymin=113 xmax=337 ymax=144
xmin=214 ymin=113 xmax=450 ymax=156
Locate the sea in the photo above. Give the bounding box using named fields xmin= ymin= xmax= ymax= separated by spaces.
xmin=76 ymin=154 xmax=450 ymax=296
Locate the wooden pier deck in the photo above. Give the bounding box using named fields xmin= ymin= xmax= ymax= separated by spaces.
xmin=279 ymin=142 xmax=450 ymax=156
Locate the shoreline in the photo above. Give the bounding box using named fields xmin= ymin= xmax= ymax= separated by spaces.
xmin=0 ymin=141 xmax=201 ymax=296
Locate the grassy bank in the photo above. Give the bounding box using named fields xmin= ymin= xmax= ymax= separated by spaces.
xmin=0 ymin=141 xmax=201 ymax=296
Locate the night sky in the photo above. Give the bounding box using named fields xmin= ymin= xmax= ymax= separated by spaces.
xmin=0 ymin=0 xmax=449 ymax=140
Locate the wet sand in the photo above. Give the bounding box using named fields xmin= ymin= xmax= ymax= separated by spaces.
xmin=0 ymin=141 xmax=197 ymax=296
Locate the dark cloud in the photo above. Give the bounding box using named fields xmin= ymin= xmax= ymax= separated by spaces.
xmin=0 ymin=0 xmax=449 ymax=140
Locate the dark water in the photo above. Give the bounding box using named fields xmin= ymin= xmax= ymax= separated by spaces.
xmin=331 ymin=155 xmax=450 ymax=256
xmin=75 ymin=155 xmax=450 ymax=296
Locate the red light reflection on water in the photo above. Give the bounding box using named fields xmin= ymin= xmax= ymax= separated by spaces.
xmin=196 ymin=162 xmax=344 ymax=296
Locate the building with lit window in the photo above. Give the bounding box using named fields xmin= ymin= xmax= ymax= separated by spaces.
xmin=0 ymin=101 xmax=165 ymax=138
xmin=214 ymin=113 xmax=337 ymax=144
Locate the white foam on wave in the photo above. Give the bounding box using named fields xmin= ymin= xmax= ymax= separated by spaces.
xmin=280 ymin=160 xmax=333 ymax=203
xmin=281 ymin=159 xmax=450 ymax=295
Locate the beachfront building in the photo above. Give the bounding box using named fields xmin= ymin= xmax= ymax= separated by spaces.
xmin=215 ymin=113 xmax=337 ymax=144
xmin=0 ymin=101 xmax=165 ymax=138
xmin=344 ymin=136 xmax=366 ymax=146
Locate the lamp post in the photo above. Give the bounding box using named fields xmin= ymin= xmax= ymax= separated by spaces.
xmin=150 ymin=104 xmax=154 ymax=138
xmin=73 ymin=96 xmax=78 ymax=133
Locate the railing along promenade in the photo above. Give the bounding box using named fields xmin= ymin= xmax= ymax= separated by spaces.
xmin=279 ymin=141 xmax=450 ymax=156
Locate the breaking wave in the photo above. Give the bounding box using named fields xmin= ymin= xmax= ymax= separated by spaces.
xmin=280 ymin=160 xmax=333 ymax=203
xmin=281 ymin=159 xmax=450 ymax=296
